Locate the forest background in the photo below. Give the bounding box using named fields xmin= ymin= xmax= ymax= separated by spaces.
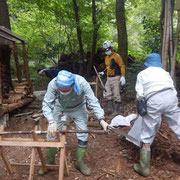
xmin=1 ymin=0 xmax=180 ymax=94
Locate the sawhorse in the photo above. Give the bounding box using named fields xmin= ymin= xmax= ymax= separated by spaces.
xmin=0 ymin=125 xmax=69 ymax=180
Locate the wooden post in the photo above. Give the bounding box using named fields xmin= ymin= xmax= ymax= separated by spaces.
xmin=0 ymin=125 xmax=13 ymax=174
xmin=59 ymin=126 xmax=69 ymax=180
xmin=22 ymin=42 xmax=32 ymax=93
xmin=29 ymin=126 xmax=47 ymax=180
xmin=0 ymin=63 xmax=2 ymax=104
xmin=13 ymin=43 xmax=22 ymax=83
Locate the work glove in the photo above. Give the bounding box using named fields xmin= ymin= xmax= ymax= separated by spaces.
xmin=98 ymin=71 xmax=105 ymax=77
xmin=100 ymin=119 xmax=109 ymax=131
xmin=120 ymin=76 xmax=126 ymax=86
xmin=47 ymin=121 xmax=57 ymax=138
xmin=136 ymin=93 xmax=144 ymax=101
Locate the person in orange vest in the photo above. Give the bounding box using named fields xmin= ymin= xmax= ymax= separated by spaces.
xmin=99 ymin=40 xmax=126 ymax=116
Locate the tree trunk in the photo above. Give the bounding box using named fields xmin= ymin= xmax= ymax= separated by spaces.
xmin=116 ymin=0 xmax=128 ymax=66
xmin=161 ymin=0 xmax=174 ymax=71
xmin=0 ymin=0 xmax=13 ymax=94
xmin=72 ymin=0 xmax=84 ymax=75
xmin=87 ymin=0 xmax=100 ymax=76
xmin=170 ymin=11 xmax=180 ymax=84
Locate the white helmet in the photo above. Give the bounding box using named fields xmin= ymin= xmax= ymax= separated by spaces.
xmin=103 ymin=40 xmax=114 ymax=49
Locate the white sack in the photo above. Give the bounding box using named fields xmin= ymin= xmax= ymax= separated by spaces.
xmin=110 ymin=113 xmax=137 ymax=127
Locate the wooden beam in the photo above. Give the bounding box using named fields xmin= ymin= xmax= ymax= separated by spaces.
xmin=0 ymin=140 xmax=64 ymax=148
xmin=0 ymin=34 xmax=16 ymax=43
xmin=22 ymin=42 xmax=32 ymax=93
xmin=0 ymin=26 xmax=27 ymax=42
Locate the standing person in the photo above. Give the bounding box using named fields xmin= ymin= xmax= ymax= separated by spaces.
xmin=37 ymin=68 xmax=60 ymax=79
xmin=99 ymin=40 xmax=126 ymax=116
xmin=39 ymin=70 xmax=109 ymax=176
xmin=134 ymin=53 xmax=180 ymax=177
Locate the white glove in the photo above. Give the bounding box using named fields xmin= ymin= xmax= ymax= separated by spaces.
xmin=100 ymin=120 xmax=109 ymax=131
xmin=120 ymin=76 xmax=126 ymax=86
xmin=47 ymin=121 xmax=57 ymax=138
xmin=98 ymin=71 xmax=105 ymax=76
xmin=136 ymin=93 xmax=144 ymax=101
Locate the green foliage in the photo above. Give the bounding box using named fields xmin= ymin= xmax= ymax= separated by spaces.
xmin=7 ymin=0 xmax=165 ymax=75
xmin=142 ymin=16 xmax=160 ymax=53
xmin=124 ymin=60 xmax=145 ymax=100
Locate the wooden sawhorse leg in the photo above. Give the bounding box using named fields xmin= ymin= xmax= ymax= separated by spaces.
xmin=0 ymin=125 xmax=13 ymax=174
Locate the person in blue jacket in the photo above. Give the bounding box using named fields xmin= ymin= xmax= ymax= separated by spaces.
xmin=39 ymin=70 xmax=109 ymax=176
xmin=37 ymin=68 xmax=60 ymax=79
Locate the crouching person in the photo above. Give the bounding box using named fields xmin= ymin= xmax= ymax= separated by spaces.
xmin=134 ymin=53 xmax=180 ymax=177
xmin=38 ymin=70 xmax=109 ymax=176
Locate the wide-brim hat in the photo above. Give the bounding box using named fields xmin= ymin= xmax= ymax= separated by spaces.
xmin=144 ymin=53 xmax=162 ymax=68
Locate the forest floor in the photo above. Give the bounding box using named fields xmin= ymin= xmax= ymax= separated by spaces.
xmin=0 ymin=92 xmax=180 ymax=180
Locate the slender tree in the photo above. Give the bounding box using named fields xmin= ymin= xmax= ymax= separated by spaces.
xmin=87 ymin=0 xmax=100 ymax=76
xmin=116 ymin=0 xmax=128 ymax=65
xmin=72 ymin=0 xmax=84 ymax=75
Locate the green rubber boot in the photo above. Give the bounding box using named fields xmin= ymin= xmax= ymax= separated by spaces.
xmin=134 ymin=150 xmax=151 ymax=177
xmin=75 ymin=147 xmax=91 ymax=176
xmin=38 ymin=147 xmax=57 ymax=176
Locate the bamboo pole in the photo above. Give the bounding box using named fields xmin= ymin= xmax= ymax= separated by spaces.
xmin=0 ymin=130 xmax=106 ymax=135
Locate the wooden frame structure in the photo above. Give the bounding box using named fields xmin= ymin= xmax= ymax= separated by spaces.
xmin=0 ymin=26 xmax=35 ymax=117
xmin=0 ymin=125 xmax=69 ymax=180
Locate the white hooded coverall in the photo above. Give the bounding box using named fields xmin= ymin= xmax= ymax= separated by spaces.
xmin=136 ymin=67 xmax=180 ymax=144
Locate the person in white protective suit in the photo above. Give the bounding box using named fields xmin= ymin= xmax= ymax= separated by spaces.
xmin=99 ymin=40 xmax=126 ymax=116
xmin=134 ymin=53 xmax=180 ymax=177
xmin=38 ymin=70 xmax=109 ymax=176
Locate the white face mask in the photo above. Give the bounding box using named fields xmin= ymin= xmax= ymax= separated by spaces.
xmin=105 ymin=50 xmax=112 ymax=55
xmin=60 ymin=88 xmax=73 ymax=95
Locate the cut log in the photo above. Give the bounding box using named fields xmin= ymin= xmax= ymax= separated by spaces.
xmin=0 ymin=96 xmax=35 ymax=117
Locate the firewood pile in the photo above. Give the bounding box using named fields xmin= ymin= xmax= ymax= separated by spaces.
xmin=3 ymin=81 xmax=33 ymax=104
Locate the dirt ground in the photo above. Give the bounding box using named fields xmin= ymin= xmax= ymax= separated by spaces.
xmin=0 ymin=97 xmax=180 ymax=180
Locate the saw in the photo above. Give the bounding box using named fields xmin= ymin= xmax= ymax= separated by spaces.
xmin=108 ymin=126 xmax=139 ymax=142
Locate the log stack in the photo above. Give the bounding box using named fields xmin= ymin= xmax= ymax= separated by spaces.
xmin=0 ymin=81 xmax=35 ymax=117
xmin=3 ymin=81 xmax=33 ymax=104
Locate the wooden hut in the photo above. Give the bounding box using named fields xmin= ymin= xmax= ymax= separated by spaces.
xmin=0 ymin=26 xmax=35 ymax=118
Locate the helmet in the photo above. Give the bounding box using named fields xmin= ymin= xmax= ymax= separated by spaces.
xmin=144 ymin=53 xmax=162 ymax=68
xmin=103 ymin=40 xmax=114 ymax=50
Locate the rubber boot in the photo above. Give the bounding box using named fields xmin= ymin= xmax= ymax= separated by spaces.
xmin=134 ymin=149 xmax=151 ymax=177
xmin=38 ymin=147 xmax=57 ymax=176
xmin=112 ymin=102 xmax=120 ymax=116
xmin=75 ymin=147 xmax=91 ymax=176
xmin=107 ymin=100 xmax=114 ymax=115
